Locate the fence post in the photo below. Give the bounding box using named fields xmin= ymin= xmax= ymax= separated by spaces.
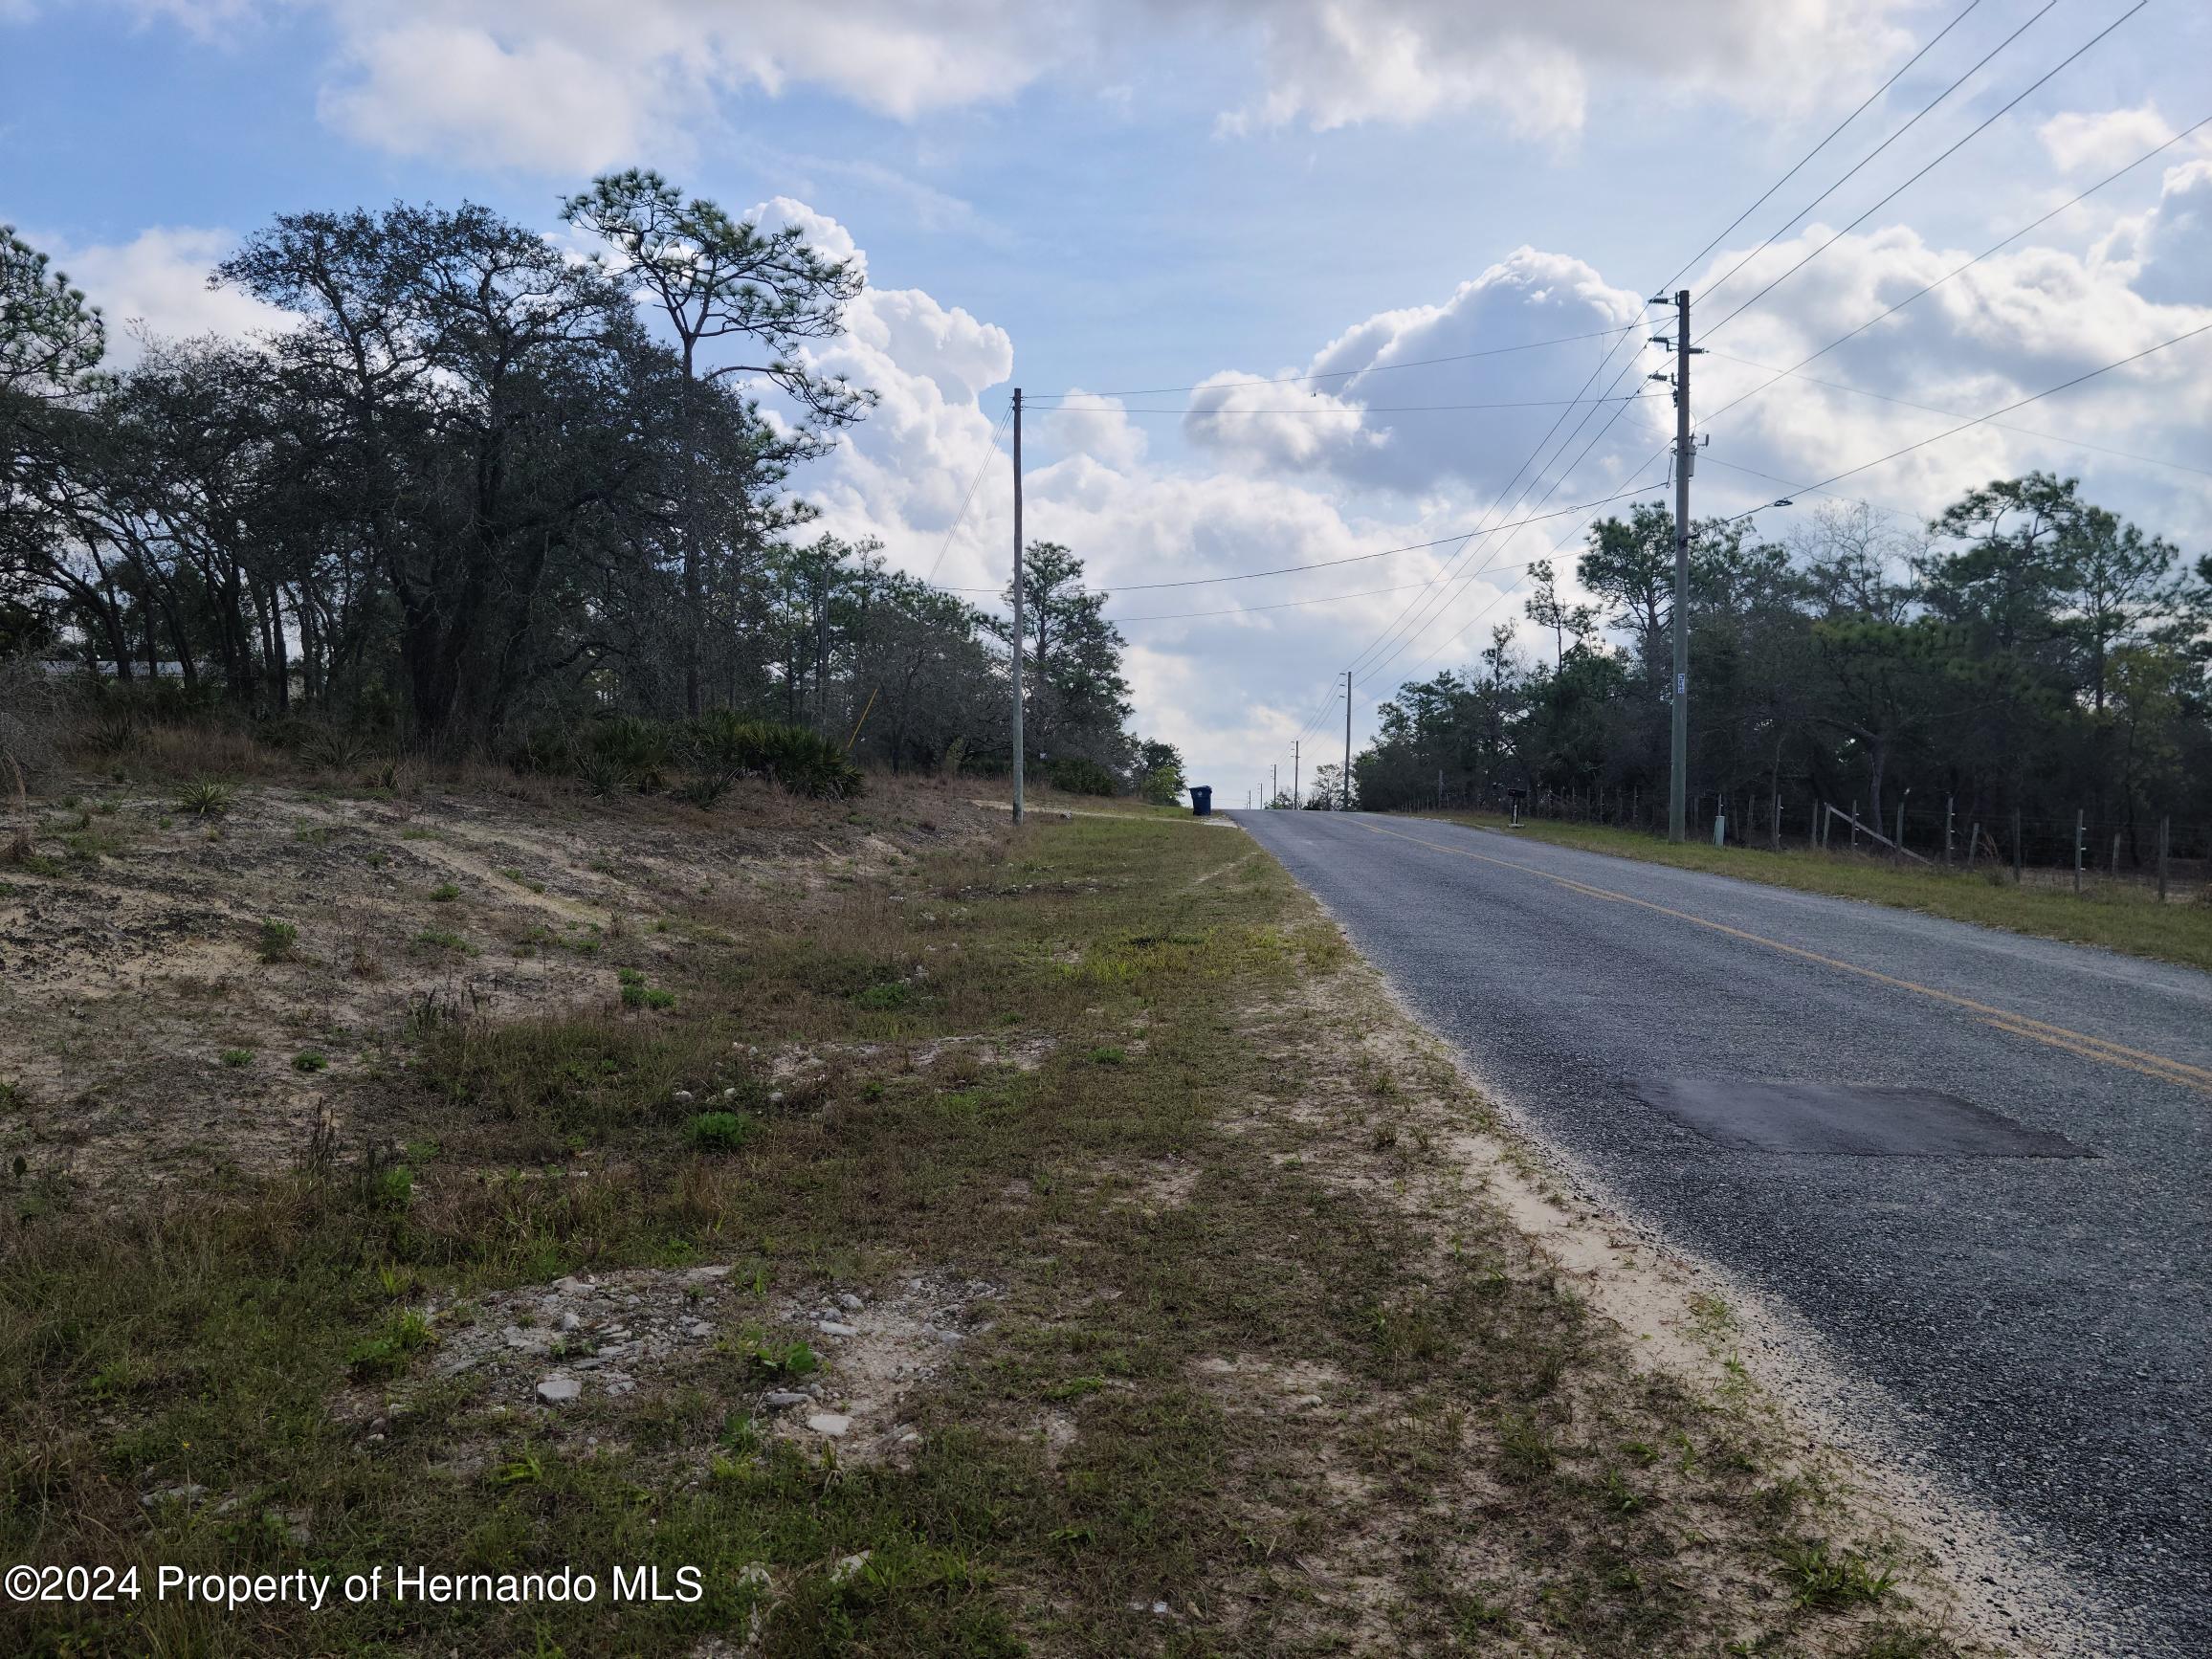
xmin=1967 ymin=823 xmax=1980 ymax=872
xmin=2012 ymin=807 xmax=2023 ymax=885
xmin=1850 ymin=799 xmax=1858 ymax=849
xmin=1894 ymin=800 xmax=1906 ymax=858
xmin=2073 ymin=808 xmax=2084 ymax=894
xmin=2157 ymin=815 xmax=2170 ymax=902
xmin=2110 ymin=831 xmax=2121 ymax=876
xmin=1944 ymin=794 xmax=1954 ymax=866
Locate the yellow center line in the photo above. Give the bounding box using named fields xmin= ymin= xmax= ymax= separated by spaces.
xmin=1350 ymin=817 xmax=2212 ymax=1097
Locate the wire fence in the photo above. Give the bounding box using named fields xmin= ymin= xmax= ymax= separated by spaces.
xmin=1419 ymin=780 xmax=2212 ymax=904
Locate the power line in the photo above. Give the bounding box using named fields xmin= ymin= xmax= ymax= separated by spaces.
xmin=1694 ymin=0 xmax=2053 ymax=309
xmin=1103 ymin=393 xmax=1654 ymax=415
xmin=1792 ymin=321 xmax=2212 ymax=496
xmin=1703 ymin=1 xmax=2149 ymax=340
xmin=1112 ymin=573 xmax=1540 ymax=626
xmin=941 ymin=482 xmax=1671 ymax=602
xmin=1703 ymin=348 xmax=2212 ymax=481
xmin=1694 ymin=110 xmax=2212 ymax=434
xmin=1022 ymin=322 xmax=1645 ymax=403
xmin=1256 ymin=0 xmax=2025 ymax=778
xmin=920 ymin=401 xmax=1013 ymax=584
xmin=1669 ymin=0 xmax=1988 ymax=292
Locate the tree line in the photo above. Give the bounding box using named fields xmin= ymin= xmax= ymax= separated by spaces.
xmin=0 ymin=183 xmax=1172 ymax=793
xmin=1353 ymin=481 xmax=2212 ymax=867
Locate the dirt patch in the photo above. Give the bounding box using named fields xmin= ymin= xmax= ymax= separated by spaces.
xmin=386 ymin=1261 xmax=999 ymax=1471
xmin=0 ymin=774 xmax=991 ymax=1195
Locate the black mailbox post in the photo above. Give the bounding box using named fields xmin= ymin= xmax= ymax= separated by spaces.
xmin=1189 ymin=785 xmax=1213 ymax=817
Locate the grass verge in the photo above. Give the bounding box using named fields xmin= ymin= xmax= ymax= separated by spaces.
xmin=1419 ymin=810 xmax=2212 ymax=975
xmin=2 ymin=807 xmax=1977 ymax=1654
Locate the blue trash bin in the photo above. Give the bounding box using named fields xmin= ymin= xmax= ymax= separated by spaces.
xmin=1189 ymin=785 xmax=1212 ymax=817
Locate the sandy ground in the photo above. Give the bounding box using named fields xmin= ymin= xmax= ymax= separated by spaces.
xmin=0 ymin=772 xmax=985 ymax=1192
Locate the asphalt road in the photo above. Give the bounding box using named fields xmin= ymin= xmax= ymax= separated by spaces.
xmin=1234 ymin=810 xmax=2210 ymax=1654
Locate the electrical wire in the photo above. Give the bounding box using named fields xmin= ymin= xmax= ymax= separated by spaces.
xmin=1702 ymin=348 xmax=2212 ymax=480
xmin=1668 ymin=0 xmax=1987 ymax=294
xmin=1105 ymin=394 xmax=1654 ymax=415
xmin=919 ymin=401 xmax=1013 ymax=585
xmin=1021 ymin=322 xmax=1645 ymax=403
xmin=1703 ymin=1 xmax=2149 ymax=339
xmin=1788 ymin=320 xmax=2212 ymax=496
xmin=1693 ymin=0 xmax=2054 ymax=309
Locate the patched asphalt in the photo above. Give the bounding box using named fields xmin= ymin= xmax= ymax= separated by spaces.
xmin=1234 ymin=810 xmax=2210 ymax=1655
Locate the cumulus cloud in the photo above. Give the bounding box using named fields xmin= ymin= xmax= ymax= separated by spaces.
xmin=109 ymin=0 xmax=1918 ymax=170
xmin=2037 ymin=104 xmax=2183 ymax=175
xmin=34 ymin=226 xmax=290 ymax=365
xmin=1184 ymin=248 xmax=1650 ymax=496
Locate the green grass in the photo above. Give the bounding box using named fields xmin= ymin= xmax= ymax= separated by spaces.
xmin=1427 ymin=810 xmax=2212 ymax=973
xmin=0 ymin=807 xmax=1959 ymax=1656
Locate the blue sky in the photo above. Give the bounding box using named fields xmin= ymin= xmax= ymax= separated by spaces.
xmin=6 ymin=0 xmax=2209 ymax=797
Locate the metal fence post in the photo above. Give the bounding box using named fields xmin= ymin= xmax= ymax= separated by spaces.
xmin=2073 ymin=808 xmax=2084 ymax=894
xmin=2157 ymin=815 xmax=2170 ymax=902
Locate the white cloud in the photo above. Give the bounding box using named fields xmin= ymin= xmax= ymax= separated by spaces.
xmin=1184 ymin=247 xmax=1649 ymax=496
xmin=118 ymin=0 xmax=1919 ymax=171
xmin=2037 ymin=104 xmax=2179 ymax=175
xmin=36 ymin=226 xmax=290 ymax=365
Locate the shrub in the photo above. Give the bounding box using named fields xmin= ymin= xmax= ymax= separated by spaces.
xmin=219 ymin=1049 xmax=254 ymax=1068
xmin=292 ymin=1050 xmax=328 ymax=1073
xmin=174 ymin=779 xmax=234 ymax=818
xmin=1047 ymin=755 xmax=1119 ymax=797
xmin=429 ymin=881 xmax=460 ymax=902
xmin=687 ymin=1111 xmax=757 ymax=1153
xmin=256 ymin=918 xmax=298 ymax=962
xmin=347 ymin=1310 xmax=432 ymax=1380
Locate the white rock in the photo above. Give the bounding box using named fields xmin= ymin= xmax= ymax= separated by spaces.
xmin=829 ymin=1552 xmax=871 ymax=1585
xmin=836 ymin=1293 xmax=864 ymax=1312
xmin=762 ymin=1391 xmax=809 ymax=1409
xmin=805 ymin=1412 xmax=852 ymax=1438
xmin=536 ymin=1375 xmax=583 ymax=1405
xmin=817 ymin=1320 xmax=857 ymax=1338
xmin=557 ymin=1312 xmax=580 ymax=1333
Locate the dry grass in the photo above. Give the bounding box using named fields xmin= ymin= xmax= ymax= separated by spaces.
xmin=0 ymin=767 xmax=1993 ymax=1655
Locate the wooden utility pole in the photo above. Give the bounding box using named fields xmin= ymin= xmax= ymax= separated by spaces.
xmin=1293 ymin=741 xmax=1300 ymax=811
xmin=1664 ymin=288 xmax=1695 ymax=843
xmin=1010 ymin=388 xmax=1025 ymax=826
xmin=1342 ymin=670 xmax=1353 ymax=811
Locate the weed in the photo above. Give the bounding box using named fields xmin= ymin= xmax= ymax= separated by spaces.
xmin=1085 ymin=1045 xmax=1126 ymax=1066
xmin=746 ymin=1339 xmax=819 ymax=1379
xmin=413 ymin=929 xmax=477 ymax=957
xmin=367 ymin=1165 xmax=415 ymax=1212
xmin=256 ymin=918 xmax=299 ymax=963
xmin=292 ymin=1050 xmax=328 ymax=1073
xmin=347 ymin=1310 xmax=433 ymax=1380
xmin=1777 ymin=1539 xmax=1895 ymax=1609
xmin=429 ymin=881 xmax=460 ymax=902
xmin=219 ymin=1049 xmax=254 ymax=1069
xmin=174 ymin=779 xmax=234 ymax=818
xmin=686 ymin=1112 xmax=756 ymax=1154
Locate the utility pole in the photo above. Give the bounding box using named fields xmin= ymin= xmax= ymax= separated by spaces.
xmin=1010 ymin=388 xmax=1025 ymax=826
xmin=1342 ymin=670 xmax=1353 ymax=812
xmin=1657 ymin=287 xmax=1698 ymax=844
xmin=1293 ymin=741 xmax=1300 ymax=812
xmin=1271 ymin=763 xmax=1277 ymax=807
